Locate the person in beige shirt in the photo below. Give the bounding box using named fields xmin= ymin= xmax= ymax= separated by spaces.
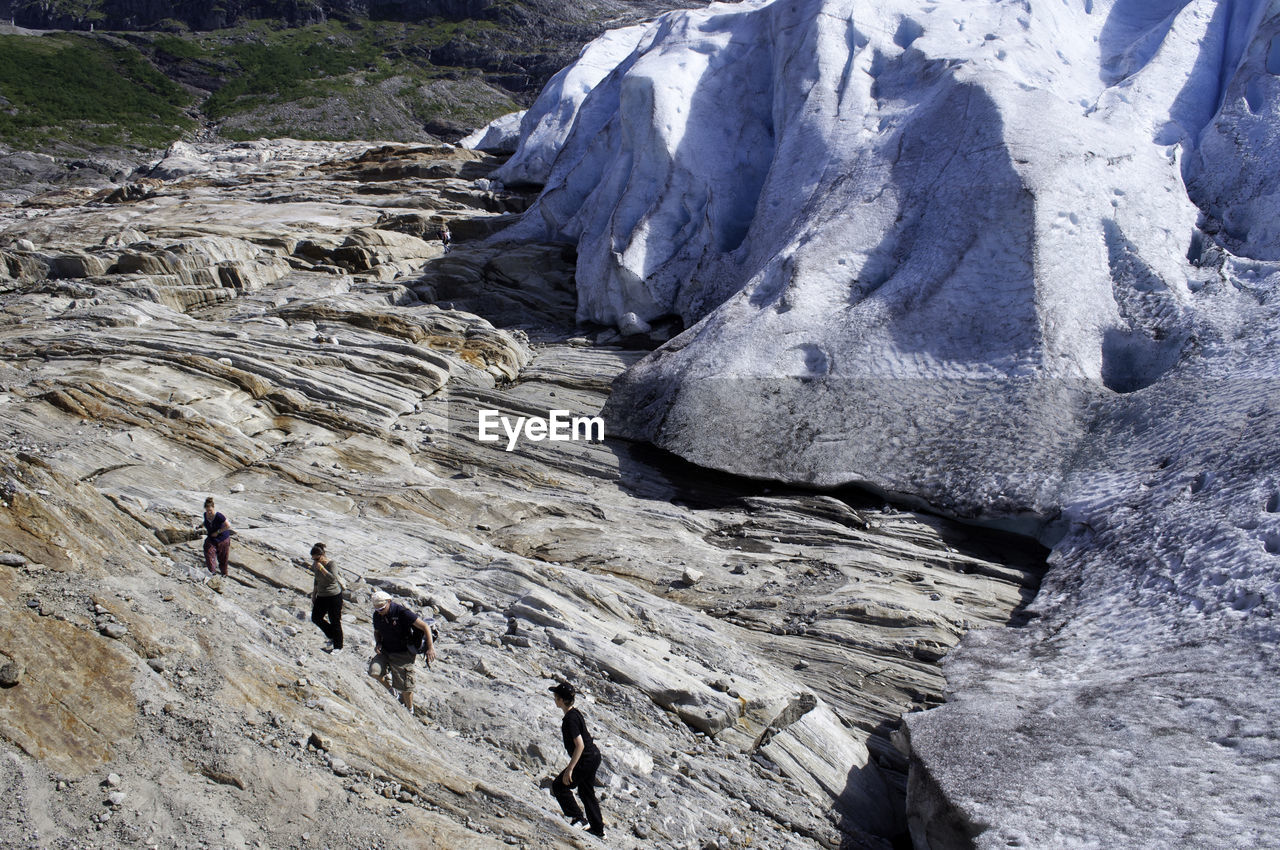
xmin=309 ymin=542 xmax=344 ymax=653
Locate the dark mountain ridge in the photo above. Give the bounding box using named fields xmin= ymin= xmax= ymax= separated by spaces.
xmin=0 ymin=0 xmax=672 ymax=35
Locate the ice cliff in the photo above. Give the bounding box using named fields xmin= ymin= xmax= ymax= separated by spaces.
xmin=496 ymin=0 xmax=1280 ymax=846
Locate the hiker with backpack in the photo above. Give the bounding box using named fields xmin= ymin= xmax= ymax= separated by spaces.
xmin=308 ymin=542 xmax=344 ymax=653
xmin=368 ymin=590 xmax=436 ymax=712
xmin=549 ymin=681 xmax=606 ymax=839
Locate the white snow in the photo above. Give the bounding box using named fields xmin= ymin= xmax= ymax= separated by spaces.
xmin=497 ymin=0 xmax=1280 ymax=846
xmin=493 ymin=24 xmax=652 ymax=187
xmin=460 ymin=110 xmax=527 ymax=154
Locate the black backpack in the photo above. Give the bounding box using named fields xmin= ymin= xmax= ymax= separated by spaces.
xmin=407 ymin=614 xmax=440 ymax=661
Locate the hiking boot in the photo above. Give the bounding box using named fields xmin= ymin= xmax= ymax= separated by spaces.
xmin=587 ymin=826 xmax=605 ymax=839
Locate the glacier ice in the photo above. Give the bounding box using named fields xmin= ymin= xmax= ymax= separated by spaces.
xmin=497 ymin=0 xmax=1280 ymax=846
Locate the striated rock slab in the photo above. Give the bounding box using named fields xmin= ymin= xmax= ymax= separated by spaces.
xmin=0 ymin=138 xmax=1046 ymax=849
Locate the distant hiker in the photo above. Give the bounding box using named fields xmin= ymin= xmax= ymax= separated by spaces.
xmin=200 ymin=497 xmax=232 ymax=578
xmin=549 ymin=682 xmax=605 ymax=839
xmin=441 ymin=222 xmax=452 ymax=253
xmin=309 ymin=542 xmax=343 ymax=653
xmin=368 ymin=590 xmax=436 ymax=712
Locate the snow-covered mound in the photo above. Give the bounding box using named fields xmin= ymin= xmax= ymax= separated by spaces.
xmin=496 ymin=0 xmax=1280 ymax=846
xmin=493 ymin=25 xmax=650 ymax=187
xmin=460 ymin=110 xmax=527 ymax=154
xmin=497 ymin=0 xmax=1267 ymax=516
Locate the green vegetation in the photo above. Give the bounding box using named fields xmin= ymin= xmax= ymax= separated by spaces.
xmin=7 ymin=0 xmax=106 ymax=24
xmin=0 ymin=33 xmax=193 ymax=149
xmin=198 ymin=20 xmax=503 ymax=117
xmin=0 ymin=19 xmax=523 ymax=152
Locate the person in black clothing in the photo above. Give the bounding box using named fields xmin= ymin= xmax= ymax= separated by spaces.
xmin=549 ymin=682 xmax=605 ymax=839
xmin=200 ymin=496 xmax=232 ymax=577
xmin=368 ymin=590 xmax=435 ymax=712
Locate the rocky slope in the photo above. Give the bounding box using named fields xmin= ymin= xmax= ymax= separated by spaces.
xmin=0 ymin=140 xmax=1046 ymax=849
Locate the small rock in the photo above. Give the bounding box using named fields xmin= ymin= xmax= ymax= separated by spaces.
xmin=0 ymin=662 xmax=23 ymax=687
xmin=100 ymin=623 xmax=129 ymax=640
xmin=0 ymin=553 xmax=26 ymax=568
xmin=611 ymin=634 xmax=627 ymax=645
xmin=230 ymin=483 xmax=245 ymax=493
xmin=634 ymin=823 xmax=651 ymax=839
xmin=566 ymin=337 xmax=591 ymax=347
xmin=107 ymin=791 xmax=126 ymax=807
xmin=105 ymin=773 xmax=121 ymax=788
xmin=428 ymin=589 xmax=467 ymax=621
xmin=261 ymin=605 xmax=293 ymax=623
xmin=307 ymin=732 xmax=328 ymax=751
xmin=318 ymin=698 xmax=354 ymax=722
xmin=682 ymin=567 xmax=704 ymax=585
xmin=330 ymin=758 xmax=350 ymax=777
xmin=146 ymin=658 xmax=167 ymax=674
xmin=98 ymin=811 xmax=111 ymax=823
xmin=397 ymin=790 xmax=413 ymax=803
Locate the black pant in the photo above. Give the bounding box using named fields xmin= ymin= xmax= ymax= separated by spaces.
xmin=311 ymin=594 xmax=343 ymax=649
xmin=552 ymin=752 xmax=603 ymax=834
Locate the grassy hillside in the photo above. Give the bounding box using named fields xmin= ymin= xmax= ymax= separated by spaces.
xmin=0 ymin=0 xmax=700 ymax=156
xmin=0 ymin=33 xmax=195 ymax=149
xmin=0 ymin=19 xmax=538 ymax=153
xmin=151 ymin=20 xmax=525 ymax=141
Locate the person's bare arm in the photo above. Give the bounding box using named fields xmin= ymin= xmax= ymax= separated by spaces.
xmin=562 ymin=735 xmax=585 ymax=784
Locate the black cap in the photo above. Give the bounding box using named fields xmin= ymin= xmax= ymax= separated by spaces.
xmin=549 ymin=682 xmax=575 ymax=700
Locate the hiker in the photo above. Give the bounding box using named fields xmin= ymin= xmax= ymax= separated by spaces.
xmin=549 ymin=682 xmax=605 ymax=839
xmin=368 ymin=590 xmax=436 ymax=712
xmin=200 ymin=497 xmax=232 ymax=577
xmin=441 ymin=222 xmax=452 ymax=253
xmin=309 ymin=542 xmax=343 ymax=653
